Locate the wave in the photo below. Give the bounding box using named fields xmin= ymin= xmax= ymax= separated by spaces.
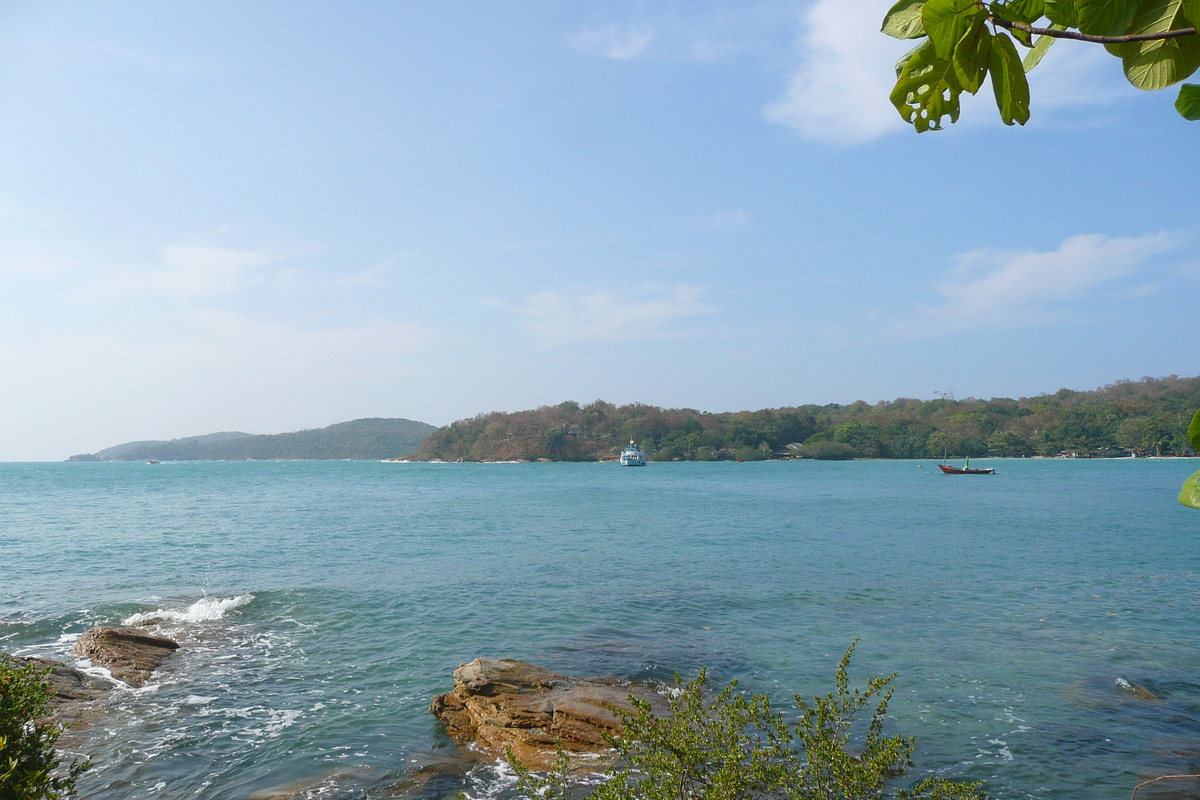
xmin=122 ymin=594 xmax=254 ymax=626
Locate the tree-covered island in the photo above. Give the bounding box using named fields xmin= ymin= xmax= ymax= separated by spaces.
xmin=413 ymin=375 xmax=1200 ymax=462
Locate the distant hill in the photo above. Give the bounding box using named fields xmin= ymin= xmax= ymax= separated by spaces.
xmin=412 ymin=375 xmax=1200 ymax=462
xmin=94 ymin=431 xmax=254 ymax=460
xmin=70 ymin=418 xmax=436 ymax=462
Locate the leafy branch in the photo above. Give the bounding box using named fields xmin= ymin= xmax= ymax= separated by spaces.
xmin=883 ymin=0 xmax=1200 ymax=130
xmin=991 ymin=17 xmax=1197 ymax=43
xmin=0 ymin=659 xmax=90 ymax=799
xmin=510 ymin=641 xmax=985 ymax=800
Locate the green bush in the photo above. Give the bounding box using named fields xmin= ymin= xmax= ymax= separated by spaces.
xmin=0 ymin=658 xmax=88 ymax=799
xmin=512 ymin=641 xmax=984 ymax=800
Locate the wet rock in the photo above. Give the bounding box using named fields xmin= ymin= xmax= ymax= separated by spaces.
xmin=430 ymin=658 xmax=668 ymax=769
xmin=75 ymin=626 xmax=179 ymax=687
xmin=245 ymin=768 xmax=375 ymax=800
xmin=0 ymin=653 xmax=113 ymax=726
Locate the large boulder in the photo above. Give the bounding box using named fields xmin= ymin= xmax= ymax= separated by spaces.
xmin=430 ymin=658 xmax=668 ymax=768
xmin=75 ymin=626 xmax=179 ymax=687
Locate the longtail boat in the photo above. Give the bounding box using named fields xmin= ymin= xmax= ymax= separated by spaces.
xmin=937 ymin=455 xmax=994 ymax=475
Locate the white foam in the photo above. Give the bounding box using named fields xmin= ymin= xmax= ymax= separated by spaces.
xmin=123 ymin=594 xmax=254 ymax=626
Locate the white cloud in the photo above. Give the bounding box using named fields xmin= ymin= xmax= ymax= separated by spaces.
xmin=764 ymin=0 xmax=911 ymax=145
xmin=0 ymin=237 xmax=93 ymax=277
xmin=515 ymin=284 xmax=714 ymax=347
xmin=895 ymin=231 xmax=1184 ymax=337
xmin=1 ymin=38 xmax=198 ymax=73
xmin=564 ymin=7 xmax=795 ymax=64
xmin=566 ymin=25 xmax=654 ymax=60
xmin=692 ymin=210 xmax=753 ymax=233
xmin=73 ymin=243 xmax=311 ymax=302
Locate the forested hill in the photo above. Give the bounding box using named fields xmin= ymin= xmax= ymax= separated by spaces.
xmin=413 ymin=375 xmax=1200 ymax=462
xmin=70 ymin=418 xmax=436 ymax=461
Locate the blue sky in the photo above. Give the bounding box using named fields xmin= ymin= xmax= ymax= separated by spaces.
xmin=0 ymin=1 xmax=1196 ymax=459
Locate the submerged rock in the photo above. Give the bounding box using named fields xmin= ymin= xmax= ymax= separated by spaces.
xmin=429 ymin=657 xmax=668 ymax=769
xmin=75 ymin=626 xmax=179 ymax=687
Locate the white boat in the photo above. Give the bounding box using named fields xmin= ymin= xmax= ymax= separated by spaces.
xmin=620 ymin=440 xmax=646 ymax=466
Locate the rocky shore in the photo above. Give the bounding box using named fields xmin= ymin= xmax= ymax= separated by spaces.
xmin=5 ymin=630 xmax=664 ymax=799
xmin=1 ymin=624 xmax=181 ymax=726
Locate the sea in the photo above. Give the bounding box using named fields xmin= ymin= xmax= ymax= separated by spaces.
xmin=2 ymin=458 xmax=1200 ymax=800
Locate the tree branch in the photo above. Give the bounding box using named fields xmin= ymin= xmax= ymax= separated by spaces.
xmin=992 ymin=17 xmax=1198 ymax=43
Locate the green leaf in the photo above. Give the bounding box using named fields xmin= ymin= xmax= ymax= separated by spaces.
xmin=1109 ymin=0 xmax=1200 ymax=90
xmin=1024 ymin=29 xmax=1059 ymax=70
xmin=999 ymin=0 xmax=1049 ymax=21
xmin=990 ymin=32 xmax=1032 ymax=124
xmin=1188 ymin=409 xmax=1200 ymax=451
xmin=1178 ymin=83 xmax=1200 ymax=117
xmin=1044 ymin=0 xmax=1080 ymax=26
xmin=891 ymin=38 xmax=964 ymax=131
xmin=1023 ymin=23 xmax=1066 ymax=69
xmin=1077 ymin=0 xmax=1141 ymax=35
xmin=922 ymin=0 xmax=988 ymax=59
xmin=1179 ymin=468 xmax=1200 ymax=508
xmin=954 ymin=17 xmax=994 ymax=92
xmin=883 ymin=0 xmax=929 ymax=38
xmin=996 ymin=0 xmax=1046 ymax=43
xmin=896 ymin=38 xmax=932 ymax=76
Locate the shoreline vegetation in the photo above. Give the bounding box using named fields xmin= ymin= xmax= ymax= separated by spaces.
xmin=67 ymin=375 xmax=1200 ymax=463
xmin=412 ymin=375 xmax=1200 ymax=463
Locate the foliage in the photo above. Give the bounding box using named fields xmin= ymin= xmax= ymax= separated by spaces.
xmin=415 ymin=375 xmax=1200 ymax=463
xmin=882 ymin=0 xmax=1200 ymax=129
xmin=1177 ymin=409 xmax=1200 ymax=507
xmin=511 ymin=642 xmax=984 ymax=800
xmin=794 ymin=441 xmax=862 ymax=460
xmin=76 ymin=418 xmax=437 ymax=462
xmin=0 ymin=658 xmax=88 ymax=800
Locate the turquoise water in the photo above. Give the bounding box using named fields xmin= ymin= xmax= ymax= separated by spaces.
xmin=2 ymin=459 xmax=1200 ymax=799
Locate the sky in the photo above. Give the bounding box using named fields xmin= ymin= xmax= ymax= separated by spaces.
xmin=0 ymin=1 xmax=1197 ymax=460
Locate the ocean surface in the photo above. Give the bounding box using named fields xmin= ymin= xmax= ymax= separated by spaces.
xmin=3 ymin=458 xmax=1200 ymax=800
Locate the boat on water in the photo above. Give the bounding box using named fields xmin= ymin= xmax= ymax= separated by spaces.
xmin=937 ymin=455 xmax=994 ymax=475
xmin=620 ymin=440 xmax=646 ymax=467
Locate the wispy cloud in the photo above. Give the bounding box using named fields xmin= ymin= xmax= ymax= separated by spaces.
xmin=894 ymin=231 xmax=1184 ymax=337
xmin=1 ymin=38 xmax=200 ymax=73
xmin=564 ymin=6 xmax=792 ymax=63
xmin=73 ymin=243 xmax=314 ymax=302
xmin=690 ymin=210 xmax=753 ymax=233
xmin=566 ymin=25 xmax=654 ymax=60
xmin=514 ymin=284 xmax=714 ymax=347
xmin=0 ymin=237 xmax=93 ymax=277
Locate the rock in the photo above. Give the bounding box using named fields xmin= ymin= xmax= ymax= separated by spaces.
xmin=75 ymin=626 xmax=179 ymax=687
xmin=246 ymin=768 xmax=374 ymax=800
xmin=0 ymin=653 xmax=113 ymax=727
xmin=430 ymin=658 xmax=668 ymax=768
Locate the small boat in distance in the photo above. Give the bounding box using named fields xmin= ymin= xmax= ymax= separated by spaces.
xmin=937 ymin=455 xmax=994 ymax=475
xmin=620 ymin=440 xmax=647 ymax=467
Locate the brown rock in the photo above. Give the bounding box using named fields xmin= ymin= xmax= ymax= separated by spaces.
xmin=0 ymin=653 xmax=113 ymax=727
xmin=430 ymin=658 xmax=667 ymax=768
xmin=75 ymin=626 xmax=179 ymax=687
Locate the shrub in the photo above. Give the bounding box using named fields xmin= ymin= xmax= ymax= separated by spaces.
xmin=511 ymin=641 xmax=984 ymax=800
xmin=0 ymin=658 xmax=88 ymax=799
